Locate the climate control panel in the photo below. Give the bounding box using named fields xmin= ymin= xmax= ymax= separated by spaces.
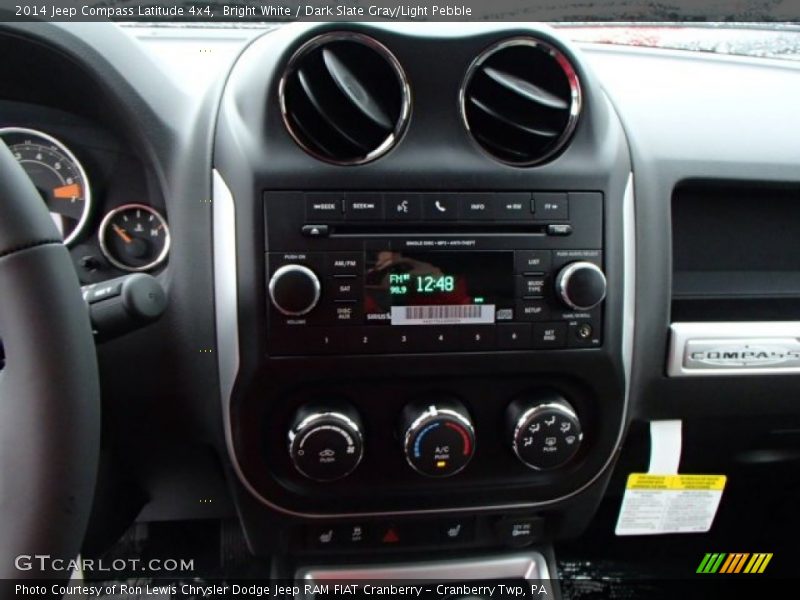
xmin=286 ymin=392 xmax=583 ymax=483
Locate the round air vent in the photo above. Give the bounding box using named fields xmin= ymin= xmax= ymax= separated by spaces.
xmin=279 ymin=32 xmax=411 ymax=165
xmin=461 ymin=38 xmax=582 ymax=166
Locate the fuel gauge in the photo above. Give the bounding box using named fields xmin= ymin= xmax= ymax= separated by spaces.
xmin=99 ymin=204 xmax=170 ymax=272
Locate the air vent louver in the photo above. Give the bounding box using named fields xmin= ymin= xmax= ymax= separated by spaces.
xmin=280 ymin=33 xmax=410 ymax=165
xmin=461 ymin=38 xmax=581 ymax=166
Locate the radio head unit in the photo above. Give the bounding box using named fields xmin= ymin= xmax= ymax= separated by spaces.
xmin=264 ymin=191 xmax=605 ymax=356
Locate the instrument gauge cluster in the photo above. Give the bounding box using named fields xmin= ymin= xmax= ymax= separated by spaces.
xmin=0 ymin=127 xmax=92 ymax=246
xmin=98 ymin=204 xmax=170 ymax=272
xmin=0 ymin=125 xmax=169 ymax=278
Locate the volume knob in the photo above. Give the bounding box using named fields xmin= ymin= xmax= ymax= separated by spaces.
xmin=556 ymin=261 xmax=607 ymax=311
xmin=268 ymin=264 xmax=321 ymax=316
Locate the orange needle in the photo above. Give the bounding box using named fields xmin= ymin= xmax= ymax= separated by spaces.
xmin=53 ymin=184 xmax=81 ymax=199
xmin=112 ymin=224 xmax=132 ymax=244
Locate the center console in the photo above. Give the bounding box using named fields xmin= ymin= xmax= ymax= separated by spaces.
xmin=212 ymin=22 xmax=633 ymax=560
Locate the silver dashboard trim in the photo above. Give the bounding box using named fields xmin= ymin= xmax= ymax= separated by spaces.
xmin=668 ymin=321 xmax=800 ymax=377
xmin=212 ymin=171 xmax=240 ymax=424
xmin=213 ymin=170 xmax=634 ymax=519
xmin=296 ymin=552 xmax=550 ymax=585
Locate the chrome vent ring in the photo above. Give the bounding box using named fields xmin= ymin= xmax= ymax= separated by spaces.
xmin=461 ymin=37 xmax=582 ymax=167
xmin=279 ymin=32 xmax=411 ymax=166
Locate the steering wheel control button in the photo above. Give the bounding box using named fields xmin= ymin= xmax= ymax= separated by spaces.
xmin=508 ymin=394 xmax=583 ymax=470
xmin=556 ymin=261 xmax=607 ymax=311
xmin=84 ymin=274 xmax=168 ymax=342
xmin=288 ymin=407 xmax=364 ymax=482
xmin=401 ymin=401 xmax=475 ymax=477
xmin=268 ymin=264 xmax=321 ymax=316
xmin=494 ymin=516 xmax=544 ymax=548
xmin=83 ymin=280 xmax=123 ymax=304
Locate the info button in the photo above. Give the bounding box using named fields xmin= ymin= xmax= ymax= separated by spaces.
xmin=459 ymin=193 xmax=495 ymax=220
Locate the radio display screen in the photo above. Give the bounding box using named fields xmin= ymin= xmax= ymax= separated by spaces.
xmin=364 ymin=250 xmax=514 ymax=325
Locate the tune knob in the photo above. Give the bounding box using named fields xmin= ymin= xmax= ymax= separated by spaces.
xmin=288 ymin=406 xmax=364 ymax=482
xmin=555 ymin=261 xmax=607 ymax=311
xmin=268 ymin=264 xmax=321 ymax=316
xmin=401 ymin=401 xmax=475 ymax=477
xmin=507 ymin=392 xmax=582 ymax=471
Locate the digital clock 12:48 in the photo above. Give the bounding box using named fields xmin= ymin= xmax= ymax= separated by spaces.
xmin=415 ymin=275 xmax=455 ymax=293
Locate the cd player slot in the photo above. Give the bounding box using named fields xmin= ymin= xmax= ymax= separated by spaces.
xmin=330 ymin=224 xmax=548 ymax=237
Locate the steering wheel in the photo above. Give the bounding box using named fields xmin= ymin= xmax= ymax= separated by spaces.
xmin=0 ymin=140 xmax=100 ymax=588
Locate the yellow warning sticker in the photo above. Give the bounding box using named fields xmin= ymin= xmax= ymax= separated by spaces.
xmin=616 ymin=473 xmax=727 ymax=536
xmin=626 ymin=473 xmax=727 ymax=491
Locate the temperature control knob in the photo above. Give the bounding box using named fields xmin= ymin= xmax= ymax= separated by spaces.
xmin=268 ymin=264 xmax=321 ymax=316
xmin=401 ymin=401 xmax=475 ymax=477
xmin=555 ymin=261 xmax=607 ymax=311
xmin=507 ymin=393 xmax=582 ymax=471
xmin=288 ymin=406 xmax=364 ymax=482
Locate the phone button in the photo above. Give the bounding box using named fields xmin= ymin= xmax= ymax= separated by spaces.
xmin=423 ymin=194 xmax=458 ymax=221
